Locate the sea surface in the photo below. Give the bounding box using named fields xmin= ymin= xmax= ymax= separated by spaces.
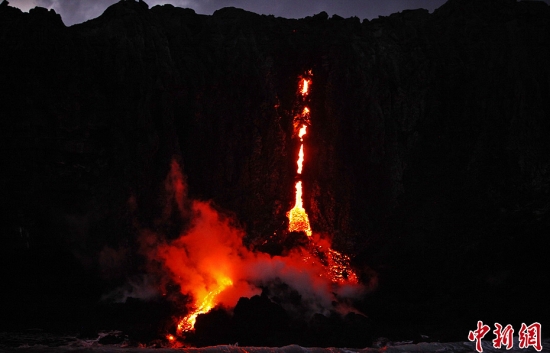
xmin=1 ymin=330 xmax=549 ymax=353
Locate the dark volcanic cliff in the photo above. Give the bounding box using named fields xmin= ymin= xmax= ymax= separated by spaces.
xmin=0 ymin=0 xmax=549 ymax=343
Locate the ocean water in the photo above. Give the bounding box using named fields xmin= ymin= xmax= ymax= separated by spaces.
xmin=1 ymin=330 xmax=549 ymax=353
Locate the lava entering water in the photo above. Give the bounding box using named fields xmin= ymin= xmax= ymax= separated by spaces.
xmin=177 ymin=276 xmax=233 ymax=334
xmin=141 ymin=72 xmax=363 ymax=341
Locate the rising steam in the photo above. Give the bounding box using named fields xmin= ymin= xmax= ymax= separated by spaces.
xmin=138 ymin=159 xmax=366 ymax=333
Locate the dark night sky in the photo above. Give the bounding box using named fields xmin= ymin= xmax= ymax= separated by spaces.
xmin=9 ymin=0 xmax=548 ymax=26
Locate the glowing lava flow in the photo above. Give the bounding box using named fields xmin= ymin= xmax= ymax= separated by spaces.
xmin=301 ymin=78 xmax=309 ymax=95
xmin=287 ymin=181 xmax=312 ymax=236
xmin=177 ymin=276 xmax=233 ymax=334
xmin=286 ymin=73 xmax=359 ymax=285
xmin=287 ymin=76 xmax=313 ymax=237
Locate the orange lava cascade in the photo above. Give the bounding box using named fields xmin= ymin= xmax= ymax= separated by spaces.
xmin=297 ymin=145 xmax=304 ymax=174
xmin=287 ymin=181 xmax=312 ymax=236
xmin=298 ymin=125 xmax=307 ymax=140
xmin=286 ymin=72 xmax=359 ymax=285
xmin=176 ymin=276 xmax=233 ymax=334
xmin=287 ymin=76 xmax=313 ymax=237
xmin=301 ymin=78 xmax=309 ymax=95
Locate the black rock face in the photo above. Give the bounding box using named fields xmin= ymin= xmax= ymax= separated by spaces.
xmin=0 ymin=0 xmax=549 ymax=345
xmin=190 ymin=293 xmax=373 ymax=348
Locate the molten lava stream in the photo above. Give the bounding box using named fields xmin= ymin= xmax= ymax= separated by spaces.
xmin=177 ymin=277 xmax=233 ymax=334
xmin=287 ymin=180 xmax=312 ymax=236
xmin=286 ymin=73 xmax=359 ymax=285
xmin=287 ymin=75 xmax=313 ymax=237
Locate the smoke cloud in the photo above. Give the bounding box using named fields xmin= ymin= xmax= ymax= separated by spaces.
xmin=138 ymin=159 xmax=366 ymax=321
xmin=102 ymin=274 xmax=159 ymax=303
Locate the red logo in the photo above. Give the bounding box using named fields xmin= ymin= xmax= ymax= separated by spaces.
xmin=493 ymin=323 xmax=514 ymax=350
xmin=519 ymin=322 xmax=542 ymax=351
xmin=468 ymin=321 xmax=491 ymax=352
xmin=469 ymin=321 xmax=542 ymax=352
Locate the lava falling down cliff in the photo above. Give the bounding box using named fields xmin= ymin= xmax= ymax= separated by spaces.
xmin=139 ymin=72 xmax=363 ymax=342
xmin=287 ymin=74 xmax=313 ymax=237
xmin=286 ymin=73 xmax=359 ymax=285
